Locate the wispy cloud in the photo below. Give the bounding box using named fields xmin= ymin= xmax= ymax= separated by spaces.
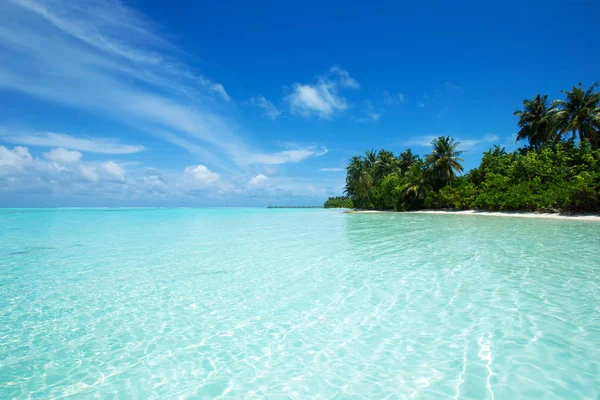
xmin=355 ymin=100 xmax=382 ymax=123
xmin=383 ymin=90 xmax=405 ymax=105
xmin=0 ymin=0 xmax=325 ymax=176
xmin=319 ymin=167 xmax=344 ymax=172
xmin=9 ymin=0 xmax=230 ymax=101
xmin=403 ymin=135 xmax=438 ymax=147
xmin=328 ymin=66 xmax=360 ymax=89
xmin=249 ymin=96 xmax=281 ymax=120
xmin=0 ymin=0 xmax=337 ymax=206
xmin=443 ymin=80 xmax=462 ymax=91
xmin=404 ymin=134 xmax=500 ymax=151
xmin=356 ymin=112 xmax=382 ymax=123
xmin=286 ymin=66 xmax=358 ymax=119
xmin=418 ymin=80 xmax=463 ymax=119
xmin=2 ymin=131 xmax=144 ymax=154
xmin=458 ymin=134 xmax=499 ymax=151
xmin=248 ymin=147 xmax=328 ymax=165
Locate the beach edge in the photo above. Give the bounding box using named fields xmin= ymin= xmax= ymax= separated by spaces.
xmin=352 ymin=209 xmax=600 ymax=221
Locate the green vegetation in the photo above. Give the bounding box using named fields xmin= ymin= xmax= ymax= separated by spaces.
xmin=323 ymin=196 xmax=354 ymax=208
xmin=327 ymin=82 xmax=600 ymax=213
xmin=514 ymin=83 xmax=600 ymax=149
xmin=437 ymin=141 xmax=599 ymax=211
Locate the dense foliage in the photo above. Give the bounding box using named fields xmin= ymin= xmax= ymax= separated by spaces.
xmin=329 ymin=83 xmax=600 ymax=213
xmin=323 ymin=196 xmax=354 ymax=208
xmin=437 ymin=141 xmax=599 ymax=212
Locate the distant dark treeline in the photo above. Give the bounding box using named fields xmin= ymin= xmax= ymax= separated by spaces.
xmin=323 ymin=196 xmax=353 ymax=209
xmin=325 ymin=82 xmax=600 ymax=213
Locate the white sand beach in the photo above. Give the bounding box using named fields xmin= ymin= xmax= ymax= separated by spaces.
xmin=355 ymin=209 xmax=600 ymax=221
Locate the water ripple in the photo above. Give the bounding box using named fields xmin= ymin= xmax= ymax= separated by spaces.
xmin=0 ymin=209 xmax=599 ymax=398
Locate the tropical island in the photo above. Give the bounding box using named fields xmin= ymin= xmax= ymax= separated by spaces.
xmin=325 ymin=82 xmax=600 ymax=213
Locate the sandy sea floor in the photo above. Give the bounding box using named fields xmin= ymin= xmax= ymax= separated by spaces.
xmin=2 ymin=208 xmax=600 ymax=398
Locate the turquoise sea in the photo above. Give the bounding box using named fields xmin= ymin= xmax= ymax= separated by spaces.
xmin=1 ymin=208 xmax=599 ymax=399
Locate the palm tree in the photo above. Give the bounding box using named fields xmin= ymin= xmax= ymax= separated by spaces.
xmin=363 ymin=150 xmax=377 ymax=170
xmin=514 ymin=94 xmax=559 ymax=149
xmin=374 ymin=150 xmax=399 ymax=179
xmin=425 ymin=136 xmax=464 ymax=188
xmin=355 ymin=162 xmax=374 ymax=206
xmin=345 ymin=156 xmax=362 ymax=199
xmin=400 ymin=163 xmax=433 ymax=208
xmin=398 ymin=149 xmax=418 ymax=171
xmin=345 ymin=156 xmax=373 ymax=208
xmin=553 ymin=82 xmax=600 ymax=148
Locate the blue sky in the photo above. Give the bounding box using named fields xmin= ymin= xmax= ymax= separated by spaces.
xmin=0 ymin=0 xmax=598 ymax=206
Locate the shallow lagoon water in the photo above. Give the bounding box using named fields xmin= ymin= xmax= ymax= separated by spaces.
xmin=1 ymin=208 xmax=599 ymax=398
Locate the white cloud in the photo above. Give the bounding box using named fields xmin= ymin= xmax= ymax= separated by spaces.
xmin=249 ymin=96 xmax=281 ymax=120
xmin=418 ymin=103 xmax=426 ymax=107
xmin=43 ymin=147 xmax=82 ymax=163
xmin=0 ymin=143 xmax=329 ymax=203
xmin=287 ymin=83 xmax=347 ymax=118
xmin=210 ymin=83 xmax=230 ymax=101
xmin=184 ymin=164 xmax=220 ymax=186
xmin=398 ymin=93 xmax=405 ymax=103
xmin=0 ymin=146 xmax=33 ymax=171
xmin=319 ymin=167 xmax=344 ymax=172
xmin=248 ymin=147 xmax=328 ymax=165
xmin=100 ymin=161 xmax=126 ymax=182
xmin=0 ymin=144 xmax=343 ymax=206
xmin=249 ymin=173 xmax=268 ymax=185
xmin=286 ymin=67 xmax=359 ymax=119
xmin=0 ymin=1 xmax=339 ymax=205
xmin=328 ymin=66 xmax=360 ymax=89
xmin=143 ymin=174 xmax=168 ymax=191
xmin=78 ymin=164 xmax=98 ymax=182
xmin=0 ymin=145 xmax=127 ymax=185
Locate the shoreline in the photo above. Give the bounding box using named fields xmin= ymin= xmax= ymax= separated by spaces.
xmin=353 ymin=209 xmax=600 ymax=221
